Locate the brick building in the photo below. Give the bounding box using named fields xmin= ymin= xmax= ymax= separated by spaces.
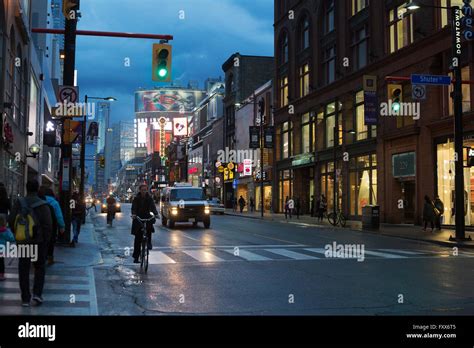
xmin=273 ymin=0 xmax=473 ymax=225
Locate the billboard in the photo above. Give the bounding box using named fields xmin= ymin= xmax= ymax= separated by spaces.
xmin=173 ymin=117 xmax=188 ymax=136
xmin=135 ymin=89 xmax=206 ymax=113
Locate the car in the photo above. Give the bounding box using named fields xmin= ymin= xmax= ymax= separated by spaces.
xmin=101 ymin=198 xmax=121 ymax=213
xmin=207 ymin=198 xmax=225 ymax=214
xmin=160 ymin=183 xmax=210 ymax=229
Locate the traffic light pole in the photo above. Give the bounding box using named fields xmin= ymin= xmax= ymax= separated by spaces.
xmin=58 ymin=3 xmax=79 ymax=244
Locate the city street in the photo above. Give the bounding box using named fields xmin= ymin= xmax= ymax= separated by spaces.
xmin=80 ymin=204 xmax=474 ymax=315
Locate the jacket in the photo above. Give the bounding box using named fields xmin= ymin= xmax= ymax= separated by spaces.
xmin=0 ymin=227 xmax=15 ymax=247
xmin=9 ymin=194 xmax=53 ymax=244
xmin=0 ymin=198 xmax=10 ymax=215
xmin=45 ymin=195 xmax=65 ymax=229
xmin=423 ymin=201 xmax=436 ymax=221
xmin=131 ymin=193 xmax=158 ymax=236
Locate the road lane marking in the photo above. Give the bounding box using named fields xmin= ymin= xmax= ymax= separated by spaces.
xmin=363 ymin=250 xmax=407 ymax=259
xmin=182 ymin=250 xmax=224 ymax=262
xmin=181 ymin=233 xmax=200 ymax=241
xmin=224 ymin=249 xmax=271 ymax=261
xmin=149 ymin=251 xmax=177 ymax=264
xmin=264 ymin=249 xmax=319 ymax=260
xmin=378 ymin=249 xmax=424 ymax=255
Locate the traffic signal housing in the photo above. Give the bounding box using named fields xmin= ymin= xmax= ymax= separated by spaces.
xmin=152 ymin=43 xmax=172 ymax=82
xmin=99 ymin=156 xmax=105 ymax=168
xmin=387 ymin=84 xmax=403 ymax=114
xmin=258 ymin=97 xmax=265 ymax=124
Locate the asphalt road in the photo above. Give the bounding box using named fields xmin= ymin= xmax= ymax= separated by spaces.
xmin=91 ymin=203 xmax=474 ymax=315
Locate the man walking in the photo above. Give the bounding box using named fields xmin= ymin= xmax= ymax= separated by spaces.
xmin=9 ymin=180 xmax=52 ymax=306
xmin=238 ymin=196 xmax=246 ymax=213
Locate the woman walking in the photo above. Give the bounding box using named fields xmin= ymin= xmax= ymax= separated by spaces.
xmin=422 ymin=195 xmax=435 ymax=232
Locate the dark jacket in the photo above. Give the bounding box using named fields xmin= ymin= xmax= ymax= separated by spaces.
xmin=9 ymin=194 xmax=53 ymax=244
xmin=434 ymin=199 xmax=444 ymax=216
xmin=0 ymin=197 xmax=10 ymax=215
xmin=131 ymin=193 xmax=158 ymax=235
xmin=423 ymin=201 xmax=436 ymax=221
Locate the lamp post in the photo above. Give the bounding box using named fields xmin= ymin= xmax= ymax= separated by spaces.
xmin=81 ymin=96 xmax=116 ymax=214
xmin=405 ymin=1 xmax=471 ymax=241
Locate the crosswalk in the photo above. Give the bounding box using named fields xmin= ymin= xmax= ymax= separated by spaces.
xmin=0 ymin=266 xmax=98 ymax=315
xmin=116 ymin=246 xmax=474 ymax=266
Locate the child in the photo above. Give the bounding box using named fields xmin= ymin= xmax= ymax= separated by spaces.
xmin=0 ymin=214 xmax=15 ymax=281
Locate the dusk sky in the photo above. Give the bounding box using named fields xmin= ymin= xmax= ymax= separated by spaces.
xmin=76 ymin=0 xmax=275 ymax=124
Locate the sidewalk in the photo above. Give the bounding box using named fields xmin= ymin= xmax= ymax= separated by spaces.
xmin=224 ymin=209 xmax=474 ymax=249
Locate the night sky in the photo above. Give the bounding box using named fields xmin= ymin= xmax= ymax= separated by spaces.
xmin=75 ymin=0 xmax=274 ymax=124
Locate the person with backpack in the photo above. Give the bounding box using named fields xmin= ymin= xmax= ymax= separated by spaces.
xmin=38 ymin=186 xmax=65 ymax=265
xmin=0 ymin=214 xmax=15 ymax=281
xmin=9 ymin=180 xmax=52 ymax=306
xmin=71 ymin=191 xmax=85 ymax=247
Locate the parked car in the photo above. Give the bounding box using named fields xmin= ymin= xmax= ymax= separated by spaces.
xmin=207 ymin=198 xmax=225 ymax=214
xmin=101 ymin=198 xmax=121 ymax=213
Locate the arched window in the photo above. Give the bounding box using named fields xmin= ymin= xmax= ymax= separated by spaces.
xmin=301 ymin=17 xmax=310 ymax=50
xmin=280 ymin=32 xmax=289 ymax=65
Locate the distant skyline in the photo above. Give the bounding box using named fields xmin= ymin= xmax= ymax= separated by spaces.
xmin=76 ymin=0 xmax=274 ymax=123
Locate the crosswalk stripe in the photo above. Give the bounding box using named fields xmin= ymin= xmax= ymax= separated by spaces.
xmin=148 ymin=251 xmax=176 ymax=264
xmin=182 ymin=250 xmax=224 ymax=262
xmin=264 ymin=249 xmax=319 ymax=260
xmin=363 ymin=250 xmax=407 ymax=259
xmin=377 ymin=249 xmax=424 ymax=255
xmin=224 ymin=249 xmax=271 ymax=261
xmin=0 ymin=281 xmax=90 ymax=290
xmin=3 ymin=273 xmax=90 ymax=282
xmin=0 ymin=293 xmax=90 ymax=302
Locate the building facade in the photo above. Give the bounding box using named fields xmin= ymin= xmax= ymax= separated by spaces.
xmin=274 ymin=0 xmax=474 ymax=225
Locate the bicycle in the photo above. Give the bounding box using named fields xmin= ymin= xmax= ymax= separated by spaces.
xmin=327 ymin=210 xmax=347 ymax=227
xmin=133 ymin=215 xmax=155 ymax=273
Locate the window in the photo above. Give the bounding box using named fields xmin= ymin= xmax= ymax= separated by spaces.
xmin=320 ymin=161 xmax=342 ymax=211
xmin=13 ymin=45 xmax=22 ymax=124
xmin=299 ymin=64 xmax=310 ymax=98
xmin=326 ymin=102 xmax=336 ymax=148
xmin=449 ymin=66 xmax=471 ymax=115
xmin=280 ymin=121 xmax=293 ymax=159
xmin=301 ymin=17 xmax=310 ymax=50
xmin=301 ymin=113 xmax=312 ymax=154
xmin=279 ymin=169 xmax=293 ymax=212
xmin=353 ymin=27 xmax=368 ymax=70
xmin=280 ymin=32 xmax=289 ymax=65
xmin=352 ymin=0 xmax=369 ymax=16
xmin=324 ymin=46 xmax=336 ymax=84
xmin=441 ymin=0 xmax=465 ymax=28
xmin=349 ymin=155 xmax=377 ymax=216
xmin=389 ymin=6 xmax=414 ymax=53
xmin=355 ymin=91 xmax=368 ymax=140
xmin=280 ymin=75 xmax=289 ymax=107
xmin=324 ymin=0 xmax=335 ymax=34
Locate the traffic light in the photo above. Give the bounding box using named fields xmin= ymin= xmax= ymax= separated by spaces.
xmin=152 ymin=44 xmax=172 ymax=82
xmin=387 ymin=84 xmax=403 ymax=114
xmin=99 ymin=156 xmax=105 ymax=168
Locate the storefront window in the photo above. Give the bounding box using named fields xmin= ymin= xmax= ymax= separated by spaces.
xmin=301 ymin=113 xmax=311 ymax=154
xmin=279 ymin=170 xmax=293 ymax=212
xmin=349 ymin=154 xmax=377 ymax=217
xmin=355 ymin=91 xmax=368 ymax=141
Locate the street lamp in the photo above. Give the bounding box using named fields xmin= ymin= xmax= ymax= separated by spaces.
xmin=405 ymin=2 xmax=471 ymax=241
xmin=26 ymin=143 xmax=41 ymax=158
xmin=80 ymin=95 xmax=117 ymax=215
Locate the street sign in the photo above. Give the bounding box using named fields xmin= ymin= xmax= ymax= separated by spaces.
xmin=233 ymin=179 xmax=238 ymax=189
xmin=412 ymin=84 xmax=426 ymax=100
xmin=411 ymin=74 xmax=451 ymax=86
xmin=59 ymin=86 xmax=79 ymax=104
xmin=363 ymin=75 xmax=377 ymax=92
xmin=243 ymin=159 xmax=252 ymax=176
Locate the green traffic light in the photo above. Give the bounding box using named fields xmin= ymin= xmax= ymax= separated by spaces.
xmin=392 ymin=101 xmax=400 ymax=112
xmin=158 ymin=68 xmax=168 ymax=78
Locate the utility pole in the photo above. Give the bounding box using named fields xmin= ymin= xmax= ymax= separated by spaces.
xmin=58 ymin=0 xmax=79 ymax=244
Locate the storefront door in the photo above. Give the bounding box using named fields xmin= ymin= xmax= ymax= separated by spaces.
xmin=403 ymin=181 xmax=415 ymax=224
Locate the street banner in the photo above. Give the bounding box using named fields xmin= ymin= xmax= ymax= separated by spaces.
xmin=364 ymin=91 xmax=378 ymax=125
xmin=264 ymin=126 xmax=274 ymax=149
xmin=249 ymin=126 xmax=260 ymax=149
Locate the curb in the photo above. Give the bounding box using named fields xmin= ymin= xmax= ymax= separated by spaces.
xmin=224 ymin=212 xmax=474 ymax=249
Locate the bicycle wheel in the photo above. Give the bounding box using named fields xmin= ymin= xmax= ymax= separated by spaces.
xmin=339 ymin=213 xmax=347 ymax=227
xmin=327 ymin=212 xmax=337 ymax=226
xmin=144 ymin=246 xmax=149 ymax=273
xmin=140 ymin=236 xmax=146 ymax=271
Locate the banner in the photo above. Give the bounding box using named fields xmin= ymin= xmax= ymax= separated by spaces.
xmin=135 ymin=90 xmax=206 ymax=113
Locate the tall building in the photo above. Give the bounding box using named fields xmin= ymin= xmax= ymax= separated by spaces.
xmin=119 ymin=121 xmax=135 ymax=166
xmin=95 ymin=101 xmax=110 ymax=191
xmin=273 ymin=0 xmax=474 ymax=225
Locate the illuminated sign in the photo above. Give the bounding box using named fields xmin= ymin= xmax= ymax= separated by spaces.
xmin=173 ymin=117 xmax=188 ymax=137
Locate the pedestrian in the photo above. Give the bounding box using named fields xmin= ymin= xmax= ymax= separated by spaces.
xmin=433 ymin=195 xmax=444 ymax=231
xmin=285 ymin=197 xmax=294 ymax=219
xmin=310 ymin=195 xmax=315 ymax=217
xmin=295 ymin=197 xmax=301 ymax=219
xmin=70 ymin=191 xmax=85 ymax=247
xmin=238 ymin=196 xmax=246 ymax=213
xmin=319 ymin=194 xmax=327 ymax=222
xmin=284 ymin=196 xmax=289 ymax=219
xmin=131 ymin=185 xmax=158 ymax=263
xmin=250 ymin=198 xmax=255 ymax=213
xmin=422 ymin=195 xmax=435 ymax=232
xmin=38 ymin=187 xmax=65 ymax=265
xmin=9 ymin=180 xmax=52 ymax=306
xmin=0 ymin=214 xmax=15 ymax=281
xmin=0 ymin=183 xmax=11 ymax=216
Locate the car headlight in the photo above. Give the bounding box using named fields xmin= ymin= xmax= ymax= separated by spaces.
xmin=171 ymin=207 xmax=178 ymax=216
xmin=102 ymin=204 xmax=106 ymax=208
xmin=116 ymin=203 xmax=120 ymax=208
xmin=204 ymin=207 xmax=210 ymax=214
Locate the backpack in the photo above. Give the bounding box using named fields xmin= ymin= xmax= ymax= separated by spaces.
xmin=13 ymin=198 xmax=45 ymax=244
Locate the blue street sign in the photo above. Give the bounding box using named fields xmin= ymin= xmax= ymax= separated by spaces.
xmin=232 ymin=179 xmax=238 ymax=189
xmin=411 ymin=74 xmax=451 ymax=86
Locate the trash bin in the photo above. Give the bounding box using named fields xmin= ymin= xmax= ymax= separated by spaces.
xmin=362 ymin=205 xmax=380 ymax=230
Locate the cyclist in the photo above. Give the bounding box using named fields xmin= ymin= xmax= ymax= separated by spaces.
xmin=106 ymin=195 xmax=116 ymax=225
xmin=131 ymin=185 xmax=158 ymax=263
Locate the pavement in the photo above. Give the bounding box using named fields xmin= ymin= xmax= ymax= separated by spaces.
xmin=224 ymin=209 xmax=474 ymax=249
